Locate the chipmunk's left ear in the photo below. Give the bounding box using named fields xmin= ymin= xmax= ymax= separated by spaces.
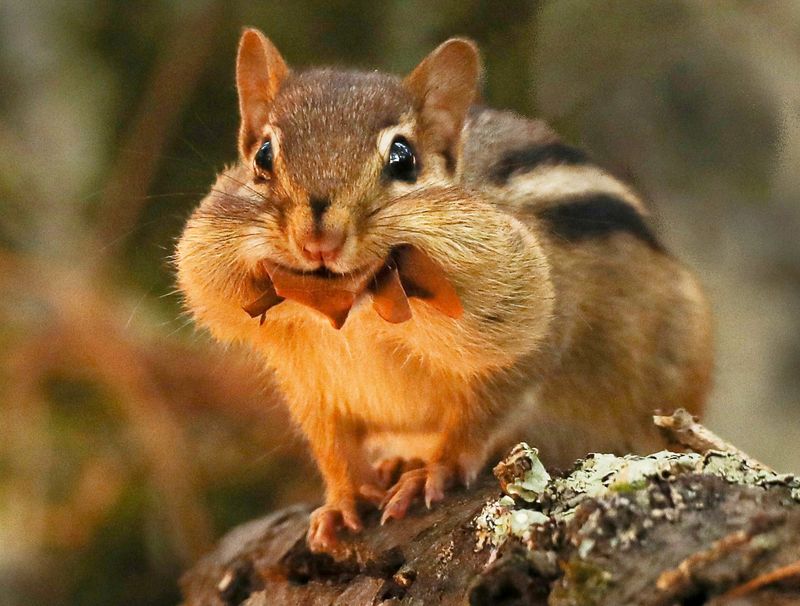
xmin=236 ymin=28 xmax=289 ymax=159
xmin=404 ymin=38 xmax=481 ymax=168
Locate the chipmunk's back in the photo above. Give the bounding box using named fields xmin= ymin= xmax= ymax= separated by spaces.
xmin=459 ymin=106 xmax=713 ymax=462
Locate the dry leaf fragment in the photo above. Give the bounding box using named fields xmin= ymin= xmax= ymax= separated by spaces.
xmin=242 ymin=280 xmax=283 ymax=319
xmin=263 ymin=260 xmax=376 ymax=329
xmin=370 ymin=266 xmax=412 ymax=324
xmin=242 ymin=246 xmax=463 ymax=328
xmin=394 ymin=245 xmax=463 ymax=319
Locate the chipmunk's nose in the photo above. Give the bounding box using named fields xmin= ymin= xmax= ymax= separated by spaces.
xmin=300 ymin=228 xmax=346 ymax=264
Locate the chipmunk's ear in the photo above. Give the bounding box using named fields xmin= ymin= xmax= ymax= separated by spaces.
xmin=404 ymin=38 xmax=481 ymax=168
xmin=236 ymin=28 xmax=288 ymax=159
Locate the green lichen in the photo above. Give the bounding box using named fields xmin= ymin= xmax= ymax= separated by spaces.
xmin=473 ymin=497 xmax=548 ymax=553
xmin=701 ymin=451 xmax=800 ymax=495
xmin=493 ymin=442 xmax=551 ymax=502
xmin=545 ymin=451 xmax=703 ymax=521
xmin=609 ymin=479 xmax=647 ymax=493
xmin=475 ymin=445 xmax=800 ymax=559
xmin=550 ymin=559 xmax=613 ymax=606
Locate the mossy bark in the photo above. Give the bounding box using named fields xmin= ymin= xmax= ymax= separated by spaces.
xmin=180 ymin=447 xmax=800 ymax=605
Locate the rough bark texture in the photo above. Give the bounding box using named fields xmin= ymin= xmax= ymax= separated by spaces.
xmin=181 ymin=416 xmax=800 ymax=605
xmin=180 ymin=480 xmax=500 ymax=606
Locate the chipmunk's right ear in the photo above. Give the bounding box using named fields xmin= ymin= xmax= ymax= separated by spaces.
xmin=404 ymin=38 xmax=481 ymax=168
xmin=236 ymin=28 xmax=288 ymax=159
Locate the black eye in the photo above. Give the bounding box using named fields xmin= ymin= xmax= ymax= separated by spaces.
xmin=254 ymin=139 xmax=273 ymax=173
xmin=385 ymin=137 xmax=417 ymax=182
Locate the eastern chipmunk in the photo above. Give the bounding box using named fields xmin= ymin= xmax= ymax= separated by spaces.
xmin=175 ymin=29 xmax=713 ymax=553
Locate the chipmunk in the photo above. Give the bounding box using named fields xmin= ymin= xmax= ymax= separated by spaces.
xmin=175 ymin=29 xmax=713 ymax=553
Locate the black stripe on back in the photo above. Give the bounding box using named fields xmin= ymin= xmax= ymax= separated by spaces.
xmin=537 ymin=194 xmax=664 ymax=252
xmin=490 ymin=143 xmax=589 ymax=184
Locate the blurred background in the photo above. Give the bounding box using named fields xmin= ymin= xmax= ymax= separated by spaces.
xmin=1 ymin=1 xmax=799 ymax=604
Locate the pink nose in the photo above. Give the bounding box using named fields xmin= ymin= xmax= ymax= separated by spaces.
xmin=300 ymin=229 xmax=346 ymax=264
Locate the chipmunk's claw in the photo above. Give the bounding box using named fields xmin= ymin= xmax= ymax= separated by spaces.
xmin=358 ymin=483 xmax=386 ymax=506
xmin=306 ymin=502 xmax=362 ymax=554
xmin=374 ymin=456 xmax=425 ymax=489
xmin=379 ymin=463 xmax=454 ymax=524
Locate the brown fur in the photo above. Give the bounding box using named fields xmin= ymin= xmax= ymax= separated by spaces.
xmin=175 ymin=30 xmax=713 ymax=552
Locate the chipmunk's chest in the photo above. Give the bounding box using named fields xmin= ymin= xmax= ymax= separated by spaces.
xmin=256 ymin=300 xmax=469 ymax=429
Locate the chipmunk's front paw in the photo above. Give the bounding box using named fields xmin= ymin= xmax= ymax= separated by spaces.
xmin=306 ymin=501 xmax=362 ymax=553
xmin=380 ymin=462 xmax=455 ymax=524
xmin=375 ymin=456 xmax=425 ymax=488
xmin=358 ymin=456 xmax=426 ymax=507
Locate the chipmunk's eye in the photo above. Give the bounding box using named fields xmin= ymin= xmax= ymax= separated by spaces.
xmin=254 ymin=139 xmax=273 ymax=174
xmin=385 ymin=137 xmax=416 ymax=183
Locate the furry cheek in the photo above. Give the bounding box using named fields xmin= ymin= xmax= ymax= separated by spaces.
xmin=237 ymin=222 xmax=284 ymax=268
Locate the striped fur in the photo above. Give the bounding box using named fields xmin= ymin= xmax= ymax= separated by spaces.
xmin=536 ymin=194 xmax=663 ymax=251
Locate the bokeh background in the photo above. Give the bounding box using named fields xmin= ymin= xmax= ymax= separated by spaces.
xmin=2 ymin=1 xmax=799 ymax=604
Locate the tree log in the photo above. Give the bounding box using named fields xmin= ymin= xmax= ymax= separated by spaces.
xmin=180 ymin=413 xmax=800 ymax=605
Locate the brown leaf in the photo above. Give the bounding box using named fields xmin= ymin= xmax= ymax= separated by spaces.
xmin=242 ymin=280 xmax=283 ymax=318
xmin=243 ymin=248 xmax=463 ymax=329
xmin=371 ymin=266 xmax=412 ymax=324
xmin=395 ymin=245 xmax=463 ymax=319
xmin=264 ymin=261 xmax=375 ymax=329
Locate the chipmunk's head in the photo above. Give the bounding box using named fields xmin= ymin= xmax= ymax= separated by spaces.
xmin=176 ymin=30 xmax=480 ymax=334
xmin=232 ymin=28 xmax=480 ymax=274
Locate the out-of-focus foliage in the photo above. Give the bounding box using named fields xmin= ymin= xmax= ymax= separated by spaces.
xmin=0 ymin=1 xmax=798 ymax=604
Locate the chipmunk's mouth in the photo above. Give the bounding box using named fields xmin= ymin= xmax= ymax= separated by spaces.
xmin=243 ymin=245 xmax=463 ymax=329
xmin=285 ymin=263 xmax=378 ymax=281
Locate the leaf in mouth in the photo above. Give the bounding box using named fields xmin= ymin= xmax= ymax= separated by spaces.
xmin=370 ymin=265 xmax=412 ymax=324
xmin=242 ymin=246 xmax=463 ymax=329
xmin=242 ymin=279 xmax=283 ymax=325
xmin=392 ymin=245 xmax=463 ymax=320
